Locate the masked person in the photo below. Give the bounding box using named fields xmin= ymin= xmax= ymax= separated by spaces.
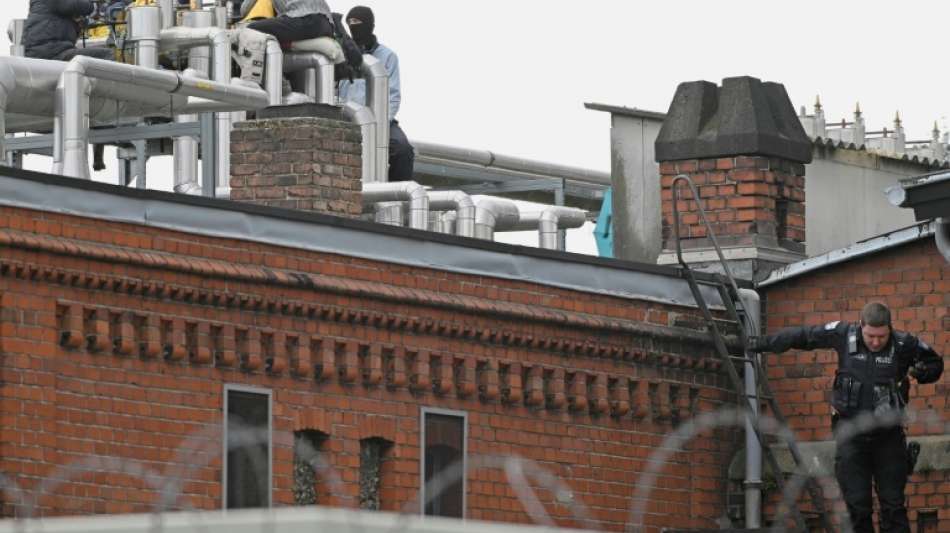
xmin=239 ymin=0 xmax=335 ymax=46
xmin=337 ymin=5 xmax=414 ymax=181
xmin=749 ymin=302 xmax=943 ymax=533
xmin=24 ymin=0 xmax=115 ymax=61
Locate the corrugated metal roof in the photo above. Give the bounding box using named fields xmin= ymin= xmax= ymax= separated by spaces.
xmin=757 ymin=220 xmax=936 ymax=288
xmin=813 ymin=137 xmax=950 ymax=169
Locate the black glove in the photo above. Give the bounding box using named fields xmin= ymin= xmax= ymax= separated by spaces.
xmin=746 ymin=336 xmax=768 ymax=353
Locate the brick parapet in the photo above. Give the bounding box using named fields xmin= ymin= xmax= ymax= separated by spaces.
xmin=230 ymin=117 xmax=362 ymax=218
xmin=0 ymin=205 xmax=741 ymax=530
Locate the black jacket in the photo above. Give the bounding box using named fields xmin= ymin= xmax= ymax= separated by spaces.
xmin=24 ymin=0 xmax=96 ymax=60
xmin=761 ymin=321 xmax=943 ymax=416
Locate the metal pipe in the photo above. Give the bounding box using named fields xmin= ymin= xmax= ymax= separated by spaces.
xmin=128 ymin=6 xmax=161 ymax=69
xmin=265 ymin=38 xmax=283 ymax=107
xmin=173 ymin=11 xmax=215 ymax=196
xmin=538 ymin=206 xmax=587 ymax=250
xmin=283 ymin=53 xmax=334 ymax=105
xmin=361 ymin=54 xmax=389 ymax=182
xmin=373 ymin=201 xmax=403 ymax=227
xmin=738 ymin=289 xmax=763 ymax=529
xmin=414 ymin=140 xmax=611 ymax=187
xmin=473 ymin=196 xmax=520 ymax=240
xmin=427 ymin=190 xmax=476 ymax=238
xmin=341 ymin=101 xmax=377 ymax=184
xmin=7 ymin=20 xmax=25 ymax=57
xmin=57 ymin=56 xmax=269 ymax=180
xmin=936 ymin=218 xmax=950 ymax=264
xmin=362 ymin=181 xmax=429 ymax=230
xmin=157 ymin=0 xmax=176 ymax=29
xmin=440 ymin=211 xmax=458 ymax=235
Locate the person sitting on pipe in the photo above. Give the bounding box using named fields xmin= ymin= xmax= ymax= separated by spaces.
xmin=24 ymin=0 xmax=115 ymax=61
xmin=337 ymin=5 xmax=415 ymax=181
xmin=238 ymin=0 xmax=335 ymax=47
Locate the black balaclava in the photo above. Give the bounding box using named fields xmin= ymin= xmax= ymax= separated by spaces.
xmin=346 ymin=6 xmax=376 ymax=50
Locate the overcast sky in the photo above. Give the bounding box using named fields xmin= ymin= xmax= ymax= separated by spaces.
xmin=3 ymin=1 xmax=949 ymax=252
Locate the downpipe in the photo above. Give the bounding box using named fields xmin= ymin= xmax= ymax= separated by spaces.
xmin=738 ymin=289 xmax=763 ymax=529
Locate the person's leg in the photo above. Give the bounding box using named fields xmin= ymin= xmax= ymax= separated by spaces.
xmin=54 ymin=47 xmax=115 ymax=62
xmin=248 ymin=14 xmax=332 ymax=43
xmin=873 ymin=428 xmax=910 ymax=533
xmin=388 ymin=121 xmax=415 ymax=181
xmin=835 ymin=432 xmax=875 ymax=533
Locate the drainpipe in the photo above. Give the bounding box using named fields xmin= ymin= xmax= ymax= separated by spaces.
xmin=362 ymin=181 xmax=429 ymax=230
xmin=936 ymin=218 xmax=950 ymax=263
xmin=427 ymin=190 xmax=476 ymax=238
xmin=361 ymin=54 xmax=389 ymax=182
xmin=57 ymin=56 xmax=269 ymax=179
xmin=128 ymin=6 xmax=161 ymax=69
xmin=341 ymin=101 xmax=377 ymax=183
xmin=473 ymin=196 xmax=520 ymax=240
xmin=283 ymin=53 xmax=335 ymax=105
xmin=538 ymin=206 xmax=587 ymax=251
xmin=738 ymin=289 xmax=762 ymax=529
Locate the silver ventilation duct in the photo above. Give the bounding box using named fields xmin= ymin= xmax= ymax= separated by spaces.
xmin=341 ymin=101 xmax=377 ymax=183
xmin=374 ymin=201 xmax=403 ymax=227
xmin=539 ymin=206 xmax=587 ymax=250
xmin=473 ymin=196 xmax=520 ymax=240
xmin=433 ymin=211 xmax=457 ymax=235
xmin=264 ymin=39 xmax=283 ymax=108
xmin=171 ymin=10 xmax=215 ymax=195
xmin=362 ymin=181 xmax=429 ymax=230
xmin=157 ymin=0 xmax=175 ymax=29
xmin=128 ymin=6 xmax=161 ymax=69
xmin=360 ymin=54 xmax=389 ymax=183
xmin=283 ymin=53 xmax=335 ymax=105
xmin=56 ymin=56 xmax=269 ymax=179
xmin=427 ymin=190 xmax=475 ymax=238
xmin=413 ymin=140 xmax=611 ymax=187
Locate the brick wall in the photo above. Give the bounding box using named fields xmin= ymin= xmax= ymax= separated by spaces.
xmin=0 ymin=204 xmax=742 ymax=532
xmin=230 ymin=116 xmax=362 ymax=218
xmin=659 ymin=156 xmax=806 ymax=250
xmin=760 ymin=238 xmax=949 ymax=528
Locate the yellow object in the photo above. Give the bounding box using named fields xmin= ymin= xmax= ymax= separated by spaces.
xmin=242 ymin=0 xmax=275 ymax=21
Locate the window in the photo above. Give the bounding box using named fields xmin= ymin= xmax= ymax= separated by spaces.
xmin=421 ymin=408 xmax=466 ymax=518
xmin=224 ymin=386 xmax=271 ymax=509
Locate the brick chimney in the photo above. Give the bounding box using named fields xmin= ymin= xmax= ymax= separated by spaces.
xmin=230 ymin=104 xmax=363 ymax=218
xmin=654 ymin=76 xmax=812 ymax=281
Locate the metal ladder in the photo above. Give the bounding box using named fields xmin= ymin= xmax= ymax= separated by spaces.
xmin=670 ymin=175 xmax=833 ymax=533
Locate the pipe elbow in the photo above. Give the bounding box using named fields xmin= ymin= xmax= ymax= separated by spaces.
xmin=342 ymin=101 xmax=375 ymax=125
xmin=540 ymin=206 xmax=587 ymax=230
xmin=474 ymin=197 xmax=520 ymax=231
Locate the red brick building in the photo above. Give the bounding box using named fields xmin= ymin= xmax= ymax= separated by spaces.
xmin=758 ymin=222 xmax=949 ymax=531
xmin=0 ymin=167 xmax=746 ymax=532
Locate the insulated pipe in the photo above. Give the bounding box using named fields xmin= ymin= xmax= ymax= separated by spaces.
xmin=538 ymin=206 xmax=587 ymax=250
xmin=473 ymin=196 xmax=520 ymax=240
xmin=936 ymin=218 xmax=950 ymax=264
xmin=361 ymin=54 xmax=389 ymax=182
xmin=128 ymin=6 xmax=161 ymax=69
xmin=341 ymin=101 xmax=377 ymax=183
xmin=7 ymin=20 xmax=25 ymax=57
xmin=157 ymin=0 xmax=175 ymax=29
xmin=362 ymin=181 xmax=429 ymax=230
xmin=174 ymin=67 xmax=206 ymax=195
xmin=173 ymin=11 xmax=215 ymax=196
xmin=413 ymin=140 xmax=612 ymax=187
xmin=0 ymin=57 xmax=69 ymax=156
xmin=440 ymin=211 xmax=458 ymax=235
xmin=374 ymin=202 xmax=403 ymax=227
xmin=57 ymin=56 xmax=269 ymax=179
xmin=738 ymin=289 xmax=763 ymax=529
xmin=265 ymin=39 xmax=283 ymax=107
xmin=427 ymin=190 xmax=476 ymax=238
xmin=283 ymin=53 xmax=334 ymax=105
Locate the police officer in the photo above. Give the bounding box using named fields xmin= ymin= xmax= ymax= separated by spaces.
xmin=750 ymin=302 xmax=942 ymax=533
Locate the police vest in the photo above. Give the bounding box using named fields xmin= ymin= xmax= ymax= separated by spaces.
xmin=831 ymin=324 xmax=903 ymax=418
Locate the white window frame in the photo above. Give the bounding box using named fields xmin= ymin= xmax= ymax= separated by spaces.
xmin=223 ymin=384 xmax=273 ymax=510
xmin=419 ymin=406 xmax=468 ymax=518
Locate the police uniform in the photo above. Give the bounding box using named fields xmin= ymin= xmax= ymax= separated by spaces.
xmin=755 ymin=321 xmax=943 ymax=533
